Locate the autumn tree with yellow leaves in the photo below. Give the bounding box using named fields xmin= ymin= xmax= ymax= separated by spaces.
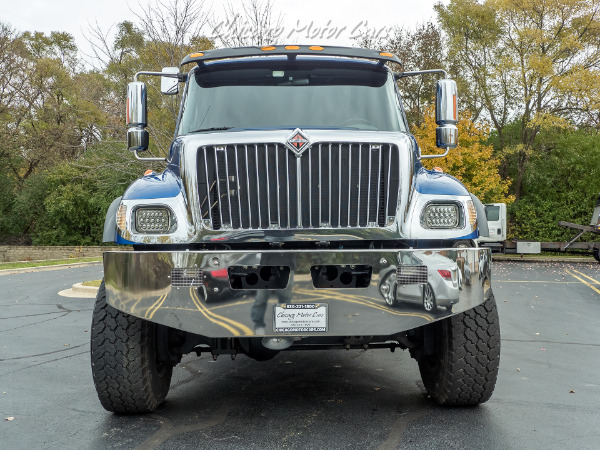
xmin=415 ymin=106 xmax=513 ymax=204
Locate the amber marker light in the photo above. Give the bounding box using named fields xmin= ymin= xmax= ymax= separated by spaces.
xmin=144 ymin=170 xmax=154 ymax=176
xmin=379 ymin=52 xmax=394 ymax=57
xmin=116 ymin=204 xmax=127 ymax=231
xmin=309 ymin=46 xmax=324 ymax=51
xmin=189 ymin=52 xmax=204 ymax=57
xmin=285 ymin=45 xmax=300 ymax=50
xmin=261 ymin=46 xmax=276 ymax=51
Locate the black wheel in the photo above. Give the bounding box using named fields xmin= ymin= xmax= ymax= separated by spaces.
xmin=593 ymin=248 xmax=600 ymax=263
xmin=418 ymin=293 xmax=500 ymax=406
xmin=379 ymin=267 xmax=398 ymax=307
xmin=91 ymin=280 xmax=172 ymax=414
xmin=422 ymin=283 xmax=436 ymax=312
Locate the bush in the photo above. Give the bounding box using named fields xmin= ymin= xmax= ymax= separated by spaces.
xmin=509 ymin=130 xmax=600 ymax=241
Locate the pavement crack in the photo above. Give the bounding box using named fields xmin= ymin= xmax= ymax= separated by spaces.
xmin=0 ymin=350 xmax=88 ymax=377
xmin=0 ymin=343 xmax=87 ymax=362
xmin=379 ymin=408 xmax=431 ymax=450
xmin=133 ymin=403 xmax=234 ymax=450
xmin=503 ymin=338 xmax=600 ymax=347
xmin=0 ymin=311 xmax=70 ymax=333
xmin=0 ymin=311 xmax=65 ymax=320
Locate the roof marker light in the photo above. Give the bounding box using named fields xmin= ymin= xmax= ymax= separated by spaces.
xmin=379 ymin=52 xmax=394 ymax=57
xmin=309 ymin=46 xmax=324 ymax=51
xmin=261 ymin=46 xmax=276 ymax=51
xmin=285 ymin=45 xmax=300 ymax=50
xmin=190 ymin=52 xmax=204 ymax=57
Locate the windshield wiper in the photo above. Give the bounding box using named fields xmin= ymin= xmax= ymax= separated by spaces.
xmin=189 ymin=127 xmax=233 ymax=133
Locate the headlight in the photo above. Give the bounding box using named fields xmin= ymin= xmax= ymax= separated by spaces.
xmin=422 ymin=203 xmax=460 ymax=229
xmin=134 ymin=207 xmax=176 ymax=234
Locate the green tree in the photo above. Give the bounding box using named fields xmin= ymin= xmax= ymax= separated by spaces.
xmin=510 ymin=129 xmax=600 ymax=241
xmin=436 ymin=0 xmax=600 ymax=199
xmin=12 ymin=142 xmax=148 ymax=245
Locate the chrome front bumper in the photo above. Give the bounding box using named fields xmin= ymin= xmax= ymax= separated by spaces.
xmin=103 ymin=248 xmax=491 ymax=337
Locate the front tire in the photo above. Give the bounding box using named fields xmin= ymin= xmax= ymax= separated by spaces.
xmin=418 ymin=293 xmax=500 ymax=405
xmin=91 ymin=280 xmax=172 ymax=414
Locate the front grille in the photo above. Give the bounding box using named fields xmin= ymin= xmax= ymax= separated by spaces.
xmin=197 ymin=142 xmax=401 ymax=230
xmin=396 ymin=265 xmax=428 ymax=285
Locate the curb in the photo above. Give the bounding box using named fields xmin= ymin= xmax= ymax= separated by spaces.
xmin=58 ymin=282 xmax=99 ymax=299
xmin=72 ymin=282 xmax=100 ymax=295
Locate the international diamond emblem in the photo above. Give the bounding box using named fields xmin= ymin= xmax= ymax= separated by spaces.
xmin=285 ymin=128 xmax=311 ymax=156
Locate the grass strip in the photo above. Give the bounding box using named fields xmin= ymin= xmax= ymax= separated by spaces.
xmin=0 ymin=257 xmax=102 ymax=270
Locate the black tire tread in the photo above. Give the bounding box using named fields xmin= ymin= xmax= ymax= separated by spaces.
xmin=419 ymin=294 xmax=500 ymax=406
xmin=90 ymin=281 xmax=172 ymax=414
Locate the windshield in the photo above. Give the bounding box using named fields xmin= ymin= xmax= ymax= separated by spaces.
xmin=178 ymin=60 xmax=406 ymax=134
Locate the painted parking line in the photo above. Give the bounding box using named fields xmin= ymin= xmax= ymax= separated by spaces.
xmin=565 ymin=269 xmax=600 ymax=295
xmin=568 ymin=269 xmax=600 ymax=285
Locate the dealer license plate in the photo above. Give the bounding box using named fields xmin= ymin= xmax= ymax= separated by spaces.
xmin=273 ymin=303 xmax=328 ymax=333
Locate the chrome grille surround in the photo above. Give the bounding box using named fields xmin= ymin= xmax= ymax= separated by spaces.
xmin=197 ymin=142 xmax=401 ymax=231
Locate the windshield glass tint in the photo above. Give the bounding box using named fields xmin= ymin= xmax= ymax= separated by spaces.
xmin=178 ymin=61 xmax=405 ymax=134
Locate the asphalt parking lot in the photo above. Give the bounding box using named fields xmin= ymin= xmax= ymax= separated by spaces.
xmin=1 ymin=260 xmax=599 ymax=449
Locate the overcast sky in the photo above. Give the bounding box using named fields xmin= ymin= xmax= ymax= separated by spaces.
xmin=3 ymin=0 xmax=447 ymax=57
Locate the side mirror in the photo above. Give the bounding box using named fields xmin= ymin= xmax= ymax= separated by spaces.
xmin=126 ymin=82 xmax=148 ymax=152
xmin=126 ymin=82 xmax=147 ymax=127
xmin=435 ymin=79 xmax=458 ymax=149
xmin=161 ymin=67 xmax=179 ymax=95
xmin=127 ymin=128 xmax=149 ymax=152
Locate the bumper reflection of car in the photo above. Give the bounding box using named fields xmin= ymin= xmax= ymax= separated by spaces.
xmin=378 ymin=252 xmax=460 ymax=312
xmin=103 ymin=248 xmax=489 ymax=338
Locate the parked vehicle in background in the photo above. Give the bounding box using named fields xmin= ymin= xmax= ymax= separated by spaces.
xmin=477 ymin=203 xmax=507 ymax=252
xmin=477 ymin=200 xmax=600 ymax=260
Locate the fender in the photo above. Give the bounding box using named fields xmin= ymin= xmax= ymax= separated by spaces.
xmin=102 ymin=197 xmax=122 ymax=243
xmin=470 ymin=193 xmax=489 ymax=237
